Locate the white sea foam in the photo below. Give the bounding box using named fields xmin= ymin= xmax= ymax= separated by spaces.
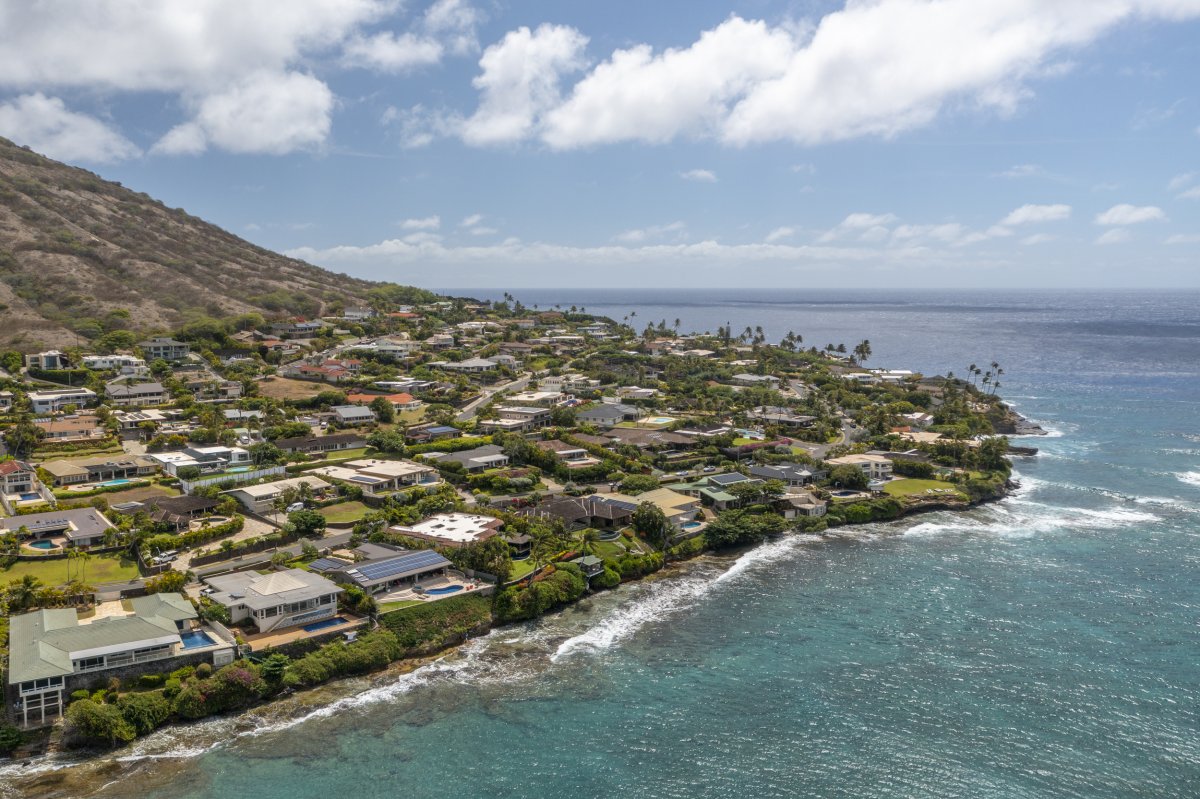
xmin=902 ymin=500 xmax=1159 ymax=540
xmin=1174 ymin=471 xmax=1200 ymax=488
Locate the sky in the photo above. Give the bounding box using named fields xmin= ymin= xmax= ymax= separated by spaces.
xmin=1 ymin=0 xmax=1199 ymax=289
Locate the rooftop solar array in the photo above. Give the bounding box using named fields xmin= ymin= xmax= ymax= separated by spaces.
xmin=596 ymin=496 xmax=638 ymax=512
xmin=347 ymin=549 xmax=450 ymax=583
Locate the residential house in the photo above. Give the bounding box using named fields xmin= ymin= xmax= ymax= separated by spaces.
xmin=576 ymin=403 xmax=640 ymax=427
xmin=748 ymin=406 xmax=817 ymax=429
xmin=406 ymin=424 xmax=462 ymax=443
xmin=670 ymin=472 xmax=764 ymax=510
xmin=27 ymin=387 xmax=97 ymax=414
xmin=391 ymin=512 xmax=504 ymax=548
xmin=274 ymin=432 xmax=367 ymax=455
xmin=535 ymin=439 xmax=599 ymax=468
xmin=149 ymin=445 xmax=252 ymax=476
xmin=139 ymin=338 xmax=190 ymax=362
xmin=312 ymin=458 xmax=441 ymax=495
xmin=430 ymin=357 xmax=497 ymax=374
xmin=331 ymin=405 xmax=376 ymax=426
xmin=0 ymin=507 xmax=115 ymax=548
xmin=0 ymin=390 xmax=12 ymax=412
xmin=204 ymin=569 xmax=343 ymax=633
xmin=345 ymin=392 xmax=422 ymax=412
xmin=778 ymin=492 xmax=829 ymax=519
xmin=34 ymin=414 xmax=105 ymax=442
xmin=608 ymin=487 xmax=702 ymax=528
xmin=747 ymin=462 xmax=827 ymax=487
xmin=825 ymin=454 xmax=894 ymax=482
xmin=105 ymin=380 xmax=168 ymax=408
xmin=81 ymin=354 xmax=146 ymax=372
xmin=424 ymin=333 xmax=456 ymax=349
xmin=190 ymin=379 xmax=243 ymax=402
xmin=222 ymin=475 xmax=333 ymax=514
xmin=540 ymin=373 xmax=600 ymax=392
xmin=508 ymin=390 xmax=567 ymax=407
xmin=732 ymin=373 xmax=781 ymax=387
xmin=424 ymin=444 xmax=509 ymax=473
xmin=112 ymin=409 xmax=167 ymax=435
xmin=603 ymin=428 xmax=696 ymax=451
xmin=40 ymin=455 xmax=158 ymax=487
xmin=570 ymin=555 xmax=605 ymax=578
xmin=321 ymin=543 xmax=452 ymax=595
xmin=25 ymin=350 xmax=68 ymax=370
xmin=0 ymin=461 xmax=41 ymax=510
xmin=6 ymin=594 xmax=233 ymax=725
xmin=616 ymin=386 xmax=659 ymax=400
xmin=137 ymin=495 xmax=219 ymax=531
xmin=479 ymin=406 xmax=551 ymax=433
xmin=498 ymin=341 xmax=537 ymax=358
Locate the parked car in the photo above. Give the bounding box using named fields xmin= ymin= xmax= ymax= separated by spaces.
xmin=286 ymin=502 xmax=306 ymax=512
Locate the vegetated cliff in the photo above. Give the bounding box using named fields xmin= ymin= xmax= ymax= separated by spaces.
xmin=0 ymin=137 xmax=377 ymax=350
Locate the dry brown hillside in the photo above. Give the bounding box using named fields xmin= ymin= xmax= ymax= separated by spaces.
xmin=0 ymin=136 xmax=378 ymax=350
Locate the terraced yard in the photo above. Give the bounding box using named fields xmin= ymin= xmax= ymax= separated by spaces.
xmin=883 ymin=479 xmax=966 ymax=500
xmin=317 ymin=501 xmax=372 ymax=523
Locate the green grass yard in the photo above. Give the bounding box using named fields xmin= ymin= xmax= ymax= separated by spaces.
xmin=317 ymin=501 xmax=372 ymax=523
xmin=883 ymin=479 xmax=966 ymax=500
xmin=508 ymin=558 xmax=539 ymax=580
xmin=378 ymin=599 xmax=423 ymax=612
xmin=0 ymin=553 xmax=140 ymax=587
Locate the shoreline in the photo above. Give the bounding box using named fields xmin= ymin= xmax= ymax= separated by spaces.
xmin=2 ymin=480 xmax=1013 ymax=782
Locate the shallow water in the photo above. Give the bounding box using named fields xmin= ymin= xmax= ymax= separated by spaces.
xmin=7 ymin=289 xmax=1200 ymax=799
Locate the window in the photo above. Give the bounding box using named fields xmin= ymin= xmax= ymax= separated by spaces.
xmin=74 ymin=656 xmax=106 ymax=672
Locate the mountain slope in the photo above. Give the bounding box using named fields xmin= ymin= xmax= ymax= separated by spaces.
xmin=0 ymin=137 xmax=378 ymax=350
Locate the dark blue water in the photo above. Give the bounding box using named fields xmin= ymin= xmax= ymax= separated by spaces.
xmin=8 ymin=290 xmax=1200 ymax=799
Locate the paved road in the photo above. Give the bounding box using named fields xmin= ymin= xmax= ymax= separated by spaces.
xmin=455 ymin=373 xmax=532 ymax=422
xmin=189 ymin=530 xmax=355 ymax=579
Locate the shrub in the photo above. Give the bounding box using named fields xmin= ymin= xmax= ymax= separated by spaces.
xmin=0 ymin=723 xmax=22 ymax=755
xmin=65 ymin=699 xmax=136 ymax=748
xmin=592 ymin=566 xmax=621 ymax=590
xmin=117 ymin=691 xmax=171 ymax=736
xmin=137 ymin=674 xmax=164 ymax=689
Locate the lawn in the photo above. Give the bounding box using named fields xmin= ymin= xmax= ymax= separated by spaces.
xmin=0 ymin=553 xmax=141 ymax=587
xmin=883 ymin=479 xmax=966 ymax=500
xmin=508 ymin=558 xmax=539 ymax=580
xmin=317 ymin=501 xmax=372 ymax=523
xmin=732 ymin=437 xmax=762 ymax=446
xmin=87 ymin=484 xmax=179 ymax=504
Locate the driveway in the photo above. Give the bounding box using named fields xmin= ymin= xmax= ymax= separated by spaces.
xmin=455 ymin=373 xmax=531 ymax=422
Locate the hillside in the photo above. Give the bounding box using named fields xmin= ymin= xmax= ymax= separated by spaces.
xmin=0 ymin=137 xmax=379 ymax=350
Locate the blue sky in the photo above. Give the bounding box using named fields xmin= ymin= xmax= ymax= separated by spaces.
xmin=1 ymin=0 xmax=1199 ymax=289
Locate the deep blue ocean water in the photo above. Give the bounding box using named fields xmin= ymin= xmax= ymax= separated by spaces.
xmin=7 ymin=289 xmax=1199 ymax=799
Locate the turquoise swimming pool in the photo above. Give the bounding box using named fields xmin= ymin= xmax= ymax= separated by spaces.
xmin=27 ymin=540 xmax=58 ymax=550
xmin=98 ymin=478 xmax=132 ymax=487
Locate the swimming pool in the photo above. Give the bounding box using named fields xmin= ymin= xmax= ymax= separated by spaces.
xmin=681 ymin=521 xmax=705 ymax=531
xmin=98 ymin=478 xmax=131 ymax=487
xmin=18 ymin=492 xmax=42 ymax=501
xmin=226 ymin=466 xmax=251 ymax=473
xmin=27 ymin=540 xmax=58 ymax=550
xmin=303 ymin=616 xmax=347 ymax=632
xmin=424 ymin=585 xmax=464 ymax=596
xmin=179 ymin=631 xmax=217 ymax=649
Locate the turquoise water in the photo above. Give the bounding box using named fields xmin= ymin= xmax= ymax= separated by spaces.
xmin=6 ymin=290 xmax=1199 ymax=799
xmin=178 ymin=631 xmax=217 ymax=650
xmin=26 ymin=540 xmax=57 ymax=550
xmin=97 ymin=479 xmax=131 ymax=487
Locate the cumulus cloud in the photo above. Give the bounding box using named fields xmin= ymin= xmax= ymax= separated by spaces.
xmin=0 ymin=93 xmax=140 ymax=163
xmin=400 ymin=215 xmax=441 ymax=230
xmin=154 ymin=71 xmax=333 ymax=155
xmin=341 ymin=32 xmax=443 ymax=72
xmin=1095 ymin=228 xmax=1133 ymax=245
xmin=1094 ymin=204 xmax=1166 ymax=225
xmin=819 ymin=212 xmax=898 ymax=243
xmin=459 ymin=24 xmax=589 ymax=146
xmin=1166 ymin=172 xmax=1195 ymax=192
xmin=451 ymin=2 xmax=1200 ymax=150
xmin=765 ymin=226 xmax=796 ymax=243
xmin=1165 ymin=233 xmax=1200 ymax=244
xmin=615 ymin=221 xmax=687 ymax=244
xmin=1001 ymin=203 xmax=1072 ymax=225
xmin=1179 ymin=186 xmax=1200 ymax=200
xmin=1021 ymin=233 xmax=1056 ymax=245
xmin=460 ymin=214 xmax=484 ymax=227
xmin=680 ymin=168 xmax=718 ymax=183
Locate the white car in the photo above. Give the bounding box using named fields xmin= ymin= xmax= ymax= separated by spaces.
xmin=286 ymin=502 xmax=306 ymax=512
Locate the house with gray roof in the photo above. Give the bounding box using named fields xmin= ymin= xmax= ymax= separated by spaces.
xmin=323 ymin=543 xmax=452 ymax=594
xmin=203 ymin=568 xmax=344 ymax=633
xmin=577 ymin=402 xmax=640 ymax=427
xmin=424 ymin=444 xmax=510 ymax=472
xmin=747 ymin=462 xmax=827 ymax=487
xmin=5 ymin=593 xmax=233 ymax=725
xmin=0 ymin=507 xmax=115 ymax=548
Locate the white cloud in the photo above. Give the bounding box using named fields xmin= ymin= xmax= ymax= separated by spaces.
xmin=452 ymin=2 xmax=1200 ymax=150
xmin=1001 ymin=203 xmax=1071 ymax=225
xmin=342 ymin=32 xmax=443 ymax=72
xmin=1096 ymin=228 xmax=1132 ymax=245
xmin=542 ymin=16 xmax=795 ymax=148
xmin=154 ymin=71 xmax=333 ymax=155
xmin=1165 ymin=233 xmax=1200 ymax=244
xmin=467 ymin=226 xmax=498 ymax=236
xmin=403 ymin=231 xmax=442 ymax=245
xmin=400 ymin=215 xmax=441 ymax=230
xmin=891 ymin=223 xmax=967 ymax=243
xmin=791 ymin=163 xmax=816 ymax=175
xmin=1094 ymin=203 xmax=1166 ymax=225
xmin=423 ymin=0 xmax=482 ymax=56
xmin=1021 ymin=233 xmax=1056 ymax=245
xmin=460 ymin=24 xmax=589 ymax=146
xmin=765 ymin=226 xmax=796 ymax=243
xmin=1166 ymin=172 xmax=1195 ymax=192
xmin=460 ymin=214 xmax=484 ymax=227
xmin=615 ymin=221 xmax=686 ymax=244
xmin=997 ymin=163 xmax=1047 ymax=178
xmin=0 ymin=93 xmax=139 ymax=163
xmin=1178 ymin=186 xmax=1200 ymax=200
xmin=680 ymin=168 xmax=718 ymax=183
xmin=819 ymin=212 xmax=898 ymax=242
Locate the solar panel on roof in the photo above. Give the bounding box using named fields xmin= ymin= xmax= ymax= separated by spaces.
xmin=352 ymin=550 xmax=449 ymax=583
xmin=308 ymin=557 xmax=348 ymax=572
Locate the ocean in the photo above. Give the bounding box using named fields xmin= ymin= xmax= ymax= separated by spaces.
xmin=6 ymin=289 xmax=1200 ymax=799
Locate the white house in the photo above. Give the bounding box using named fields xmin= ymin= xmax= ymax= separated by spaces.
xmin=204 ymin=570 xmax=343 ymax=633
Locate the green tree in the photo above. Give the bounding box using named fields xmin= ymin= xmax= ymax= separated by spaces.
xmin=65 ymin=699 xmax=136 ymax=747
xmin=288 ymin=509 xmax=327 ymax=539
xmin=368 ymin=396 xmax=396 ymax=424
xmin=632 ymin=502 xmax=671 ymax=550
xmin=3 ymin=413 xmax=44 ymax=459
